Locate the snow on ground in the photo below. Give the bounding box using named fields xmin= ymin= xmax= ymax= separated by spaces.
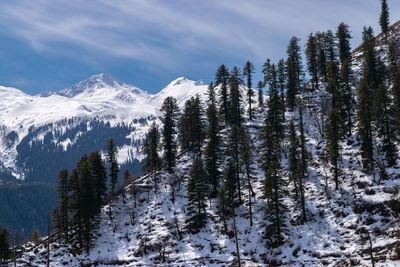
xmin=17 ymin=95 xmax=400 ymax=266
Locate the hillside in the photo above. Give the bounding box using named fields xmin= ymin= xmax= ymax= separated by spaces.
xmin=12 ymin=22 xmax=400 ymax=265
xmin=0 ymin=74 xmax=208 ymax=237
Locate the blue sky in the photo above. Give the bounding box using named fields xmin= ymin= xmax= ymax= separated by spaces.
xmin=0 ymin=0 xmax=399 ymax=94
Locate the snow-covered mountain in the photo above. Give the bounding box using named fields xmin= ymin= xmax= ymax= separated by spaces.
xmin=0 ymin=74 xmax=208 ymax=236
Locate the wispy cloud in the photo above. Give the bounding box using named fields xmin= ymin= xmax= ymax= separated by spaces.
xmin=0 ymin=0 xmax=399 ymax=91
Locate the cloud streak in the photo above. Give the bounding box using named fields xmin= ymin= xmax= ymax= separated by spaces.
xmin=0 ymin=0 xmax=399 ymax=91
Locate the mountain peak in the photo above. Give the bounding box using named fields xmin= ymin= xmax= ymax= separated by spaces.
xmin=56 ymin=73 xmax=122 ymax=98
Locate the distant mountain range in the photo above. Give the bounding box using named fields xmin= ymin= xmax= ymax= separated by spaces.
xmin=0 ymin=73 xmax=208 ymax=236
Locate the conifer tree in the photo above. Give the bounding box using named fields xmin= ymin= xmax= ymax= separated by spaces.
xmin=243 ymin=61 xmax=255 ymax=120
xmin=187 ymin=154 xmax=208 ymax=232
xmin=306 ymin=33 xmax=319 ymax=90
xmin=106 ymin=139 xmax=119 ymax=194
xmin=337 ymin=23 xmax=354 ymax=137
xmin=69 ymin=169 xmax=83 ymax=250
xmin=316 ymin=31 xmax=328 ymax=82
xmin=374 ymin=82 xmax=397 ymax=166
xmin=179 ymin=96 xmax=205 ymax=152
xmin=326 ymin=107 xmax=342 ymax=190
xmin=77 ymin=155 xmax=97 ymax=253
xmin=380 ymin=0 xmax=390 ymax=41
xmin=161 ymin=96 xmax=180 ymax=172
xmin=143 ymin=122 xmax=161 ymax=188
xmin=277 ymin=59 xmax=287 ymax=102
xmin=257 ymin=81 xmax=264 ymax=108
xmin=88 ymin=152 xmax=107 ymax=210
xmin=0 ymin=229 xmax=11 ymax=260
xmin=357 ymin=27 xmax=378 ymax=171
xmin=215 ymin=64 xmax=230 ymax=123
xmin=297 ymin=100 xmax=307 ymax=222
xmin=286 ymin=36 xmax=303 ymax=110
xmin=260 ymin=65 xmax=287 ymax=242
xmin=228 ymin=66 xmax=243 ymax=126
xmin=205 ymin=83 xmax=221 ymax=197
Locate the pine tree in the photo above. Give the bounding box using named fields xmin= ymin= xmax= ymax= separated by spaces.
xmin=297 ymin=100 xmax=307 ymax=222
xmin=337 ymin=23 xmax=354 ymax=137
xmin=0 ymin=229 xmax=11 ymax=260
xmin=277 ymin=59 xmax=287 ymax=103
xmin=257 ymin=81 xmax=264 ymax=108
xmin=306 ymin=33 xmax=319 ymax=90
xmin=357 ymin=27 xmax=378 ymax=171
xmin=243 ymin=61 xmax=255 ymax=120
xmin=228 ymin=66 xmax=243 ymax=126
xmin=326 ymin=108 xmax=342 ymax=190
xmin=380 ymin=0 xmax=390 ymax=41
xmin=161 ymin=96 xmax=180 ymax=172
xmin=88 ymin=151 xmax=107 ymax=210
xmin=187 ymin=154 xmax=208 ymax=232
xmin=143 ymin=122 xmax=161 ymax=188
xmin=205 ymin=83 xmax=221 ymax=197
xmin=77 ymin=156 xmax=97 ymax=253
xmin=374 ymin=82 xmax=397 ymax=166
xmin=106 ymin=139 xmax=119 ymax=194
xmin=179 ymin=96 xmax=205 ymax=152
xmin=261 ymin=66 xmax=287 ymax=243
xmin=286 ymin=36 xmax=302 ymax=110
xmin=316 ymin=31 xmax=328 ymax=82
xmin=215 ymin=64 xmax=230 ymax=123
xmin=69 ymin=169 xmax=83 ymax=250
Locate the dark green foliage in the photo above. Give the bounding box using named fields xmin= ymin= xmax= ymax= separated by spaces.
xmin=306 ymin=33 xmax=319 ymax=90
xmin=286 ymin=36 xmax=302 ymax=110
xmin=219 ymin=160 xmax=239 ymax=220
xmin=374 ymin=83 xmax=397 ymax=166
xmin=357 ymin=27 xmax=380 ymax=171
xmin=205 ymin=84 xmax=221 ymax=197
xmin=0 ymin=228 xmax=11 ymax=260
xmin=260 ymin=66 xmax=287 ymax=242
xmin=106 ymin=139 xmax=119 ymax=194
xmin=380 ymin=0 xmax=390 ymax=38
xmin=228 ymin=66 xmax=243 ymax=126
xmin=187 ymin=154 xmax=208 ymax=232
xmin=215 ymin=64 xmax=230 ymax=123
xmin=243 ymin=61 xmax=255 ymax=120
xmin=59 ymin=152 xmax=107 ymax=254
xmin=337 ymin=23 xmax=354 ymax=137
xmin=161 ymin=96 xmax=180 ymax=172
xmin=143 ymin=123 xmax=161 ymax=175
xmin=277 ymin=59 xmax=287 ymax=103
xmin=179 ymin=96 xmax=205 ymax=152
xmin=326 ymin=108 xmax=342 ymax=190
xmin=88 ymin=151 xmax=107 ymax=209
xmin=257 ymin=81 xmax=264 ymax=108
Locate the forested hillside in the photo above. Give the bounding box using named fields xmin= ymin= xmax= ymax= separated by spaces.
xmin=1 ymin=1 xmax=400 ymax=266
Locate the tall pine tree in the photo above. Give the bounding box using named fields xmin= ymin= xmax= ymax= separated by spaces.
xmin=161 ymin=96 xmax=180 ymax=172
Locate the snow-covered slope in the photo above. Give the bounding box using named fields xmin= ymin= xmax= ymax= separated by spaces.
xmin=0 ymin=73 xmax=208 ymax=182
